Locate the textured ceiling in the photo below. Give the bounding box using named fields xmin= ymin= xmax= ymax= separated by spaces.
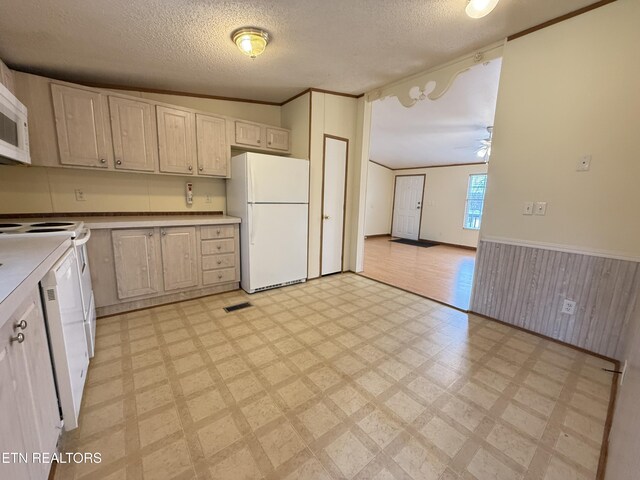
xmin=0 ymin=0 xmax=597 ymax=102
xmin=370 ymin=59 xmax=501 ymax=169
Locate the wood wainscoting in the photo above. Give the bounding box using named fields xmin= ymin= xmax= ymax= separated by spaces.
xmin=471 ymin=240 xmax=640 ymax=359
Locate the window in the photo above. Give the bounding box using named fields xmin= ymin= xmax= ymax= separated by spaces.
xmin=464 ymin=174 xmax=487 ymax=230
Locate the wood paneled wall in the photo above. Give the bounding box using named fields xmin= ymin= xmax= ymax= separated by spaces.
xmin=471 ymin=240 xmax=640 ymax=359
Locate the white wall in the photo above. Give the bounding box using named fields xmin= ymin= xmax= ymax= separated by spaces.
xmin=393 ymin=163 xmax=488 ymax=247
xmin=481 ymin=0 xmax=640 ymax=259
xmin=281 ymin=93 xmax=310 ymax=160
xmin=364 ymin=162 xmax=394 ymax=236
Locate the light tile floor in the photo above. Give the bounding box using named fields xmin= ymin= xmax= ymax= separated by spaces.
xmin=55 ymin=274 xmax=614 ymax=480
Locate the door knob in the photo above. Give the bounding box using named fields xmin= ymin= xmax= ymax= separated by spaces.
xmin=323 ymin=215 xmax=330 ymax=220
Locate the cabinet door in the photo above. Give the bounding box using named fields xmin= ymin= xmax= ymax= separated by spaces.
xmin=266 ymin=127 xmax=290 ymax=151
xmin=10 ymin=292 xmax=61 ymax=479
xmin=0 ymin=319 xmax=30 ymax=480
xmin=157 ymin=106 xmax=196 ymax=175
xmin=235 ymin=121 xmax=263 ymax=147
xmin=161 ymin=227 xmax=198 ymax=291
xmin=196 ymin=114 xmax=228 ymax=176
xmin=1 ymin=290 xmax=61 ymax=480
xmin=51 ymin=83 xmax=111 ymax=168
xmin=112 ymin=228 xmax=161 ymax=299
xmin=109 ymin=96 xmax=157 ymax=172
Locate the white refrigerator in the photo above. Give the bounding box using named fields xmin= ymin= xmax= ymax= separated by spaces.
xmin=227 ymin=152 xmax=309 ymax=293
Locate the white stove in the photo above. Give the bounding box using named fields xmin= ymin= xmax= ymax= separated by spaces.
xmin=0 ymin=220 xmax=85 ymax=237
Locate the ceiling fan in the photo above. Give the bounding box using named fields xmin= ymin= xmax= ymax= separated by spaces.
xmin=476 ymin=126 xmax=493 ymax=162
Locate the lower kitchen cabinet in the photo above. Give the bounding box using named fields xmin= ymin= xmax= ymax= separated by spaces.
xmin=89 ymin=222 xmax=240 ymax=315
xmin=0 ymin=290 xmax=61 ymax=480
xmin=160 ymin=226 xmax=198 ymax=291
xmin=112 ymin=228 xmax=161 ymax=299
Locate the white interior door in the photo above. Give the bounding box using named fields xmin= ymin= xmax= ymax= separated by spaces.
xmin=321 ymin=137 xmax=348 ymax=275
xmin=392 ymin=175 xmax=424 ymax=240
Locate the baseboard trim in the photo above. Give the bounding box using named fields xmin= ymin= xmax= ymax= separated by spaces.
xmin=419 ymin=238 xmax=477 ymax=251
xmin=97 ymin=283 xmax=239 ymax=318
xmin=364 ymin=234 xmax=391 ymax=239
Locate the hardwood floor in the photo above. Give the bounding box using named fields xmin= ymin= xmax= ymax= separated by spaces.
xmin=362 ymin=235 xmax=476 ymax=310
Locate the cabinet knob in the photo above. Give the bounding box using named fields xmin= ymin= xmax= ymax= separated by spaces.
xmin=161 ymin=230 xmax=166 ymax=236
xmin=148 ymin=232 xmax=153 ymax=237
xmin=216 ymin=229 xmax=221 ymax=234
xmin=188 ymin=165 xmax=193 ymax=171
xmin=116 ymin=159 xmax=122 ymax=165
xmin=268 ymin=141 xmax=272 ymax=145
xmin=216 ymin=245 xmax=222 ymax=250
xmin=100 ymin=158 xmax=107 ymax=164
xmin=218 ymin=274 xmax=223 ymax=279
xmin=216 ymin=260 xmax=222 ymax=265
xmin=257 ymin=139 xmax=261 ymax=144
xmin=199 ymin=166 xmax=203 ymax=171
xmin=14 ymin=320 xmax=27 ymax=330
xmin=10 ymin=333 xmax=25 ymax=344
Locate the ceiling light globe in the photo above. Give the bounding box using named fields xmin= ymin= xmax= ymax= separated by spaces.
xmin=466 ymin=0 xmax=500 ymax=18
xmin=231 ymin=28 xmax=270 ymax=58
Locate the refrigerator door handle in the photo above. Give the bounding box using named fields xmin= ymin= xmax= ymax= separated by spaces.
xmin=248 ymin=161 xmax=255 ymax=203
xmin=249 ymin=204 xmax=255 ymax=245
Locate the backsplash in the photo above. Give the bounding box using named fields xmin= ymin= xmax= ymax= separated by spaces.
xmin=0 ymin=166 xmax=226 ymax=214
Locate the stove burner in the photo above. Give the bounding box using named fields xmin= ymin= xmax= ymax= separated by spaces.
xmin=31 ymin=222 xmax=74 ymax=227
xmin=26 ymin=228 xmax=68 ymax=233
xmin=0 ymin=223 xmax=22 ymax=228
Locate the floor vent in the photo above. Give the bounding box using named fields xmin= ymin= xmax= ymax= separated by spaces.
xmin=223 ymin=302 xmax=252 ymax=313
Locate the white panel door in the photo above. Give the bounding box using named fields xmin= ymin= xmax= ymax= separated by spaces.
xmin=246 ymin=203 xmax=308 ymax=292
xmin=247 ymin=154 xmax=309 ymax=203
xmin=392 ymin=175 xmax=424 ymax=240
xmin=321 ymin=137 xmax=347 ymax=275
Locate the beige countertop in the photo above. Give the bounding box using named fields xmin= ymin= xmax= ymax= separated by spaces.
xmin=0 ymin=236 xmax=71 ymax=323
xmin=2 ymin=215 xmax=241 ymax=230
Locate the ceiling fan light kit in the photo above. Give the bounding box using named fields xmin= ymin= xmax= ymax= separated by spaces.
xmin=231 ymin=27 xmax=270 ymax=58
xmin=466 ymin=0 xmax=500 ymax=19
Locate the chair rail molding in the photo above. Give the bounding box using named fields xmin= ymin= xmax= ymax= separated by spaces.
xmin=367 ymin=41 xmax=504 ymax=108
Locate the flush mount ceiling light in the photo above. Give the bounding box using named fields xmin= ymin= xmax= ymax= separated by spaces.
xmin=231 ymin=27 xmax=270 ymax=58
xmin=465 ymin=0 xmax=500 ymax=18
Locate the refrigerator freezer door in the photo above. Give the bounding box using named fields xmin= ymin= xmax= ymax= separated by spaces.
xmin=244 ymin=203 xmax=308 ymax=292
xmin=247 ymin=154 xmax=309 ymax=204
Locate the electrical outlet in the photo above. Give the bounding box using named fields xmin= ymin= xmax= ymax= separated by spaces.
xmin=523 ymin=202 xmax=534 ymax=215
xmin=74 ymin=189 xmax=86 ymax=202
xmin=577 ymin=154 xmax=592 ymax=171
xmin=561 ymin=299 xmax=576 ymax=315
xmin=620 ymin=360 xmax=628 ymax=385
xmin=535 ymin=202 xmax=547 ymax=215
xmin=205 ymin=194 xmax=213 ymax=204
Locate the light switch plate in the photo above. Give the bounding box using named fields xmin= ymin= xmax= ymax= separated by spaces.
xmin=535 ymin=202 xmax=547 ymax=215
xmin=523 ymin=202 xmax=534 ymax=215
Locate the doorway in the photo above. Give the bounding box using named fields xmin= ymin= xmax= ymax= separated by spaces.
xmin=321 ymin=135 xmax=348 ymax=276
xmin=391 ymin=175 xmax=425 ymax=240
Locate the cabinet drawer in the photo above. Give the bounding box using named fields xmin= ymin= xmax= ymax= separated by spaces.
xmin=201 ymin=225 xmax=235 ymax=239
xmin=202 ymin=254 xmax=235 ymax=271
xmin=203 ymin=267 xmax=237 ymax=285
xmin=201 ymin=238 xmax=234 ymax=255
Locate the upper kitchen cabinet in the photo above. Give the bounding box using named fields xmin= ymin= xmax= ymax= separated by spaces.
xmin=196 ymin=114 xmax=229 ymax=177
xmin=235 ymin=121 xmax=263 ymax=148
xmin=266 ymin=127 xmax=290 ymax=151
xmin=51 ymin=83 xmax=112 ymax=168
xmin=0 ymin=59 xmax=15 ymax=94
xmin=108 ymin=96 xmax=158 ymax=172
xmin=232 ymin=120 xmax=291 ymax=154
xmin=156 ymin=105 xmax=197 ymax=175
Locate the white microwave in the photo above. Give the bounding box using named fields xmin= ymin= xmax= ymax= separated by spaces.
xmin=0 ymin=81 xmax=30 ymax=165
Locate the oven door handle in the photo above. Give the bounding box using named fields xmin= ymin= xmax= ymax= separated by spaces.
xmin=73 ymin=228 xmax=91 ymax=246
